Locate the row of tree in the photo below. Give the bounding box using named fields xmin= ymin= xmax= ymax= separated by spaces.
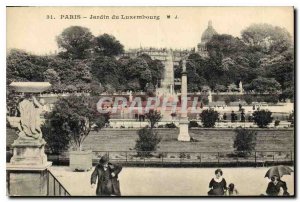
xmin=174 ymin=23 xmax=294 ymax=100
xmin=7 ymin=24 xmax=294 ymax=100
xmin=7 ymin=26 xmax=164 ymax=94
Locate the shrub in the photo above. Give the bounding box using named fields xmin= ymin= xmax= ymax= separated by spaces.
xmin=135 ymin=128 xmax=161 ymax=157
xmin=199 ymin=109 xmax=219 ymax=128
xmin=179 ymin=152 xmax=187 ymax=159
xmin=213 ymin=94 xmax=219 ymax=102
xmin=252 ymin=110 xmax=273 ymax=128
xmin=158 ymin=152 xmax=167 ymax=158
xmin=224 ymin=95 xmax=236 ymax=105
xmin=263 ymin=95 xmax=279 ymax=104
xmin=215 ymin=84 xmax=227 ymax=92
xmin=233 ymin=128 xmax=257 ymax=157
xmin=256 ymin=96 xmax=263 ymax=102
xmin=189 ymin=121 xmax=199 ymax=128
xmin=229 ymin=95 xmax=237 ymax=102
xmin=224 ymin=96 xmax=231 ymax=105
xmin=43 ymin=95 xmax=108 ymax=152
xmin=145 ymin=109 xmax=162 ymax=129
xmin=244 ymin=95 xmax=254 ymax=105
xmin=274 ymin=120 xmax=280 ymax=127
xmin=165 ymin=123 xmax=177 ymax=128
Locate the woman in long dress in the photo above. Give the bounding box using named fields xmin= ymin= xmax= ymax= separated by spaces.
xmin=208 ymin=169 xmax=227 ymax=196
xmin=266 ymin=175 xmax=289 ymax=196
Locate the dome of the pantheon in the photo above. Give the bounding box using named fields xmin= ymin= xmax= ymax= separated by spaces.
xmin=201 ymin=20 xmax=218 ymax=43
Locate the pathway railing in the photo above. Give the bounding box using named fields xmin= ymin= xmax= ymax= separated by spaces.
xmin=47 ymin=170 xmax=71 ymax=196
xmin=92 ymin=150 xmax=294 ymax=167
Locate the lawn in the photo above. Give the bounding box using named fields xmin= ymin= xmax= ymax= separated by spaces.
xmin=83 ymin=128 xmax=294 ymax=153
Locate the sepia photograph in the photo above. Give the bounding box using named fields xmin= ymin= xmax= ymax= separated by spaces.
xmin=5 ymin=6 xmax=295 ymax=197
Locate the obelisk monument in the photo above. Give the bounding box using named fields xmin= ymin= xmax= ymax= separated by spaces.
xmin=177 ymin=60 xmax=191 ymax=141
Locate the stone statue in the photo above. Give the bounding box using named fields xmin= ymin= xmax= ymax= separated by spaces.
xmin=17 ymin=94 xmax=44 ymax=139
xmin=208 ymin=89 xmax=213 ymax=103
xmin=182 ymin=60 xmax=187 ymax=72
xmin=239 ymin=81 xmax=244 ymax=94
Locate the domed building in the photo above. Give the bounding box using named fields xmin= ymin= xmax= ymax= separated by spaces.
xmin=197 ymin=20 xmax=218 ymax=57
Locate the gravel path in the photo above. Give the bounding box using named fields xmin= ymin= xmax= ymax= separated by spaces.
xmin=49 ymin=166 xmax=294 ymax=196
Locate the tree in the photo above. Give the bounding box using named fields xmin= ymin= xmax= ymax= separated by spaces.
xmin=56 ymin=26 xmax=94 ymax=59
xmin=281 ymin=87 xmax=294 ymax=101
xmin=127 ymin=79 xmax=141 ymax=91
xmin=215 ymin=84 xmax=227 ymax=92
xmin=201 ymin=85 xmax=210 ymax=92
xmin=199 ymin=109 xmax=219 ymax=128
xmin=7 ymin=49 xmax=48 ymax=84
xmin=94 ymin=33 xmax=124 ymax=57
xmin=233 ymin=128 xmax=257 ymax=157
xmin=91 ymin=56 xmax=120 ymax=90
xmin=43 ymin=68 xmax=61 ymax=92
xmin=246 ymin=77 xmax=281 ymax=94
xmin=252 ymin=110 xmax=273 ymax=128
xmin=44 ymin=95 xmax=108 ymax=151
xmin=123 ymin=57 xmax=150 ymax=90
xmin=135 ymin=128 xmax=161 ymax=157
xmin=145 ymin=109 xmax=162 ymax=129
xmin=241 ymin=23 xmax=292 ymax=54
xmin=207 ymin=34 xmax=247 ymax=60
xmin=89 ymin=81 xmax=105 ymax=96
xmin=145 ymin=83 xmax=155 ymax=96
xmin=228 ymin=83 xmax=238 ymax=92
xmin=42 ymin=119 xmax=71 ymax=154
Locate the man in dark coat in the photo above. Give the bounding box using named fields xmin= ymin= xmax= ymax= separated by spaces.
xmin=91 ymin=154 xmax=122 ymax=196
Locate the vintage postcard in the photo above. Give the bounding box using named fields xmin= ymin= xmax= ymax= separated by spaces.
xmin=6 ymin=6 xmax=294 ymax=196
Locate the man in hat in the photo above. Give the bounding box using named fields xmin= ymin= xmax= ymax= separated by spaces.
xmin=91 ymin=154 xmax=122 ymax=196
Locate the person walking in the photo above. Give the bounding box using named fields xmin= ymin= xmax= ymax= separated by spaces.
xmin=91 ymin=154 xmax=123 ymax=196
xmin=208 ymin=169 xmax=227 ymax=196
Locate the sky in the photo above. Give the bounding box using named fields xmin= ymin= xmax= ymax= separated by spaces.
xmin=6 ymin=7 xmax=294 ymax=55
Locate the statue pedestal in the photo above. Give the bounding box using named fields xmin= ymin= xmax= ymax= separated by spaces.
xmin=177 ymin=119 xmax=190 ymax=142
xmin=7 ymin=137 xmax=52 ymax=196
xmin=7 ymin=162 xmax=52 ymax=196
xmin=10 ymin=138 xmax=48 ymax=165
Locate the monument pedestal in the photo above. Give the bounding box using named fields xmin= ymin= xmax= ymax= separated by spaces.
xmin=7 ymin=137 xmax=52 ymax=196
xmin=7 ymin=162 xmax=52 ymax=196
xmin=177 ymin=119 xmax=190 ymax=141
xmin=10 ymin=138 xmax=48 ymax=165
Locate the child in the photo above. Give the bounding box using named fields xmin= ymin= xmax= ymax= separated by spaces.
xmin=227 ymin=183 xmax=239 ymax=196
